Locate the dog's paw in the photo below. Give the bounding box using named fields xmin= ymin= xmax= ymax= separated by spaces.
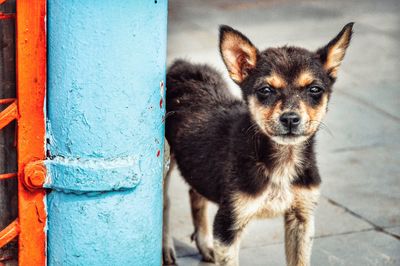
xmin=200 ymin=246 xmax=215 ymax=263
xmin=162 ymin=245 xmax=177 ymax=265
xmin=191 ymin=231 xmax=215 ymax=263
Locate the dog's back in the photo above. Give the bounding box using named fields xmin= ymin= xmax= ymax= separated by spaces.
xmin=165 ymin=60 xmax=245 ymax=201
xmin=166 ymin=60 xmax=233 ymax=107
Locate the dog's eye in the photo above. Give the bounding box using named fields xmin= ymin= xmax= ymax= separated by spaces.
xmin=257 ymin=86 xmax=274 ymax=97
xmin=307 ymin=86 xmax=324 ymax=95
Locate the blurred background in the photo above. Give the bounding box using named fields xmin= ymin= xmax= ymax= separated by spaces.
xmin=166 ymin=0 xmax=400 ymax=265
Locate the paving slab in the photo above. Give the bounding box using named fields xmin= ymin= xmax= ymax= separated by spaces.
xmin=311 ymin=231 xmax=400 ymax=266
xmin=318 ymin=145 xmax=400 ymax=228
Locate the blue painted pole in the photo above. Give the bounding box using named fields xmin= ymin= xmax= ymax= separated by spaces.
xmin=45 ymin=1 xmax=168 ymax=265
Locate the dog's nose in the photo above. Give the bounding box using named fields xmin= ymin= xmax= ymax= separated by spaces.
xmin=280 ymin=112 xmax=301 ymax=130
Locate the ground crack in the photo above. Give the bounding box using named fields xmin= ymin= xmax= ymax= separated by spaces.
xmin=324 ymin=196 xmax=400 ymax=241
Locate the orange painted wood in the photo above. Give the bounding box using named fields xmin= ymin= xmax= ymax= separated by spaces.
xmin=0 ymin=101 xmax=18 ymax=130
xmin=16 ymin=0 xmax=47 ymax=265
xmin=0 ymin=220 xmax=20 ymax=248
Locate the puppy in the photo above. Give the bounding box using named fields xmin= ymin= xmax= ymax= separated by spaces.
xmin=163 ymin=23 xmax=353 ymax=266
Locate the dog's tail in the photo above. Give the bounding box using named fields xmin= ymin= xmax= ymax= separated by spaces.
xmin=167 ymin=59 xmax=225 ymax=92
xmin=166 ymin=60 xmax=231 ymax=112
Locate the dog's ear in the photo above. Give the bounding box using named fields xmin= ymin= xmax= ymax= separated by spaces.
xmin=219 ymin=25 xmax=259 ymax=84
xmin=317 ymin=22 xmax=354 ymax=79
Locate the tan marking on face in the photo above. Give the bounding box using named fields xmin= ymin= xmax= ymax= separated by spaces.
xmin=300 ymin=94 xmax=328 ymax=135
xmin=265 ymin=73 xmax=286 ymax=89
xmin=248 ymin=96 xmax=282 ymax=136
xmin=298 ymin=100 xmax=311 ymax=126
xmin=295 ymin=71 xmax=315 ymax=88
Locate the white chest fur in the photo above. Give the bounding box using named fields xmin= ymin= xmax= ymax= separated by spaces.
xmin=256 ymin=176 xmax=293 ymax=218
xmin=233 ymin=146 xmax=304 ymax=226
xmin=258 ymin=145 xmax=303 ymax=217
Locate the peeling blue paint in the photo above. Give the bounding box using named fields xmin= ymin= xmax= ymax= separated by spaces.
xmin=46 ymin=1 xmax=167 ymax=265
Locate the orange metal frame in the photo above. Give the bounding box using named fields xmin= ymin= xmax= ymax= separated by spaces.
xmin=0 ymin=0 xmax=47 ymax=265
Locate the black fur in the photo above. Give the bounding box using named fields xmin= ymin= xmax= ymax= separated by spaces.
xmin=166 ymin=60 xmax=245 ymax=203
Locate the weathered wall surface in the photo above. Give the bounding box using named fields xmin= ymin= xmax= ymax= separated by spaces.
xmin=46 ymin=1 xmax=168 ymax=265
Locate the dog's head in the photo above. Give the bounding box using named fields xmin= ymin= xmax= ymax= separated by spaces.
xmin=219 ymin=23 xmax=353 ymax=145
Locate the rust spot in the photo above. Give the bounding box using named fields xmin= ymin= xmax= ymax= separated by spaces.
xmin=156 ymin=150 xmax=161 ymax=157
xmin=160 ymin=98 xmax=163 ymax=108
xmin=160 ymin=80 xmax=164 ymax=95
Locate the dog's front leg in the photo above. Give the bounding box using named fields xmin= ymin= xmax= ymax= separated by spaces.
xmin=284 ymin=187 xmax=320 ymax=266
xmin=213 ymin=206 xmax=246 ymax=266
